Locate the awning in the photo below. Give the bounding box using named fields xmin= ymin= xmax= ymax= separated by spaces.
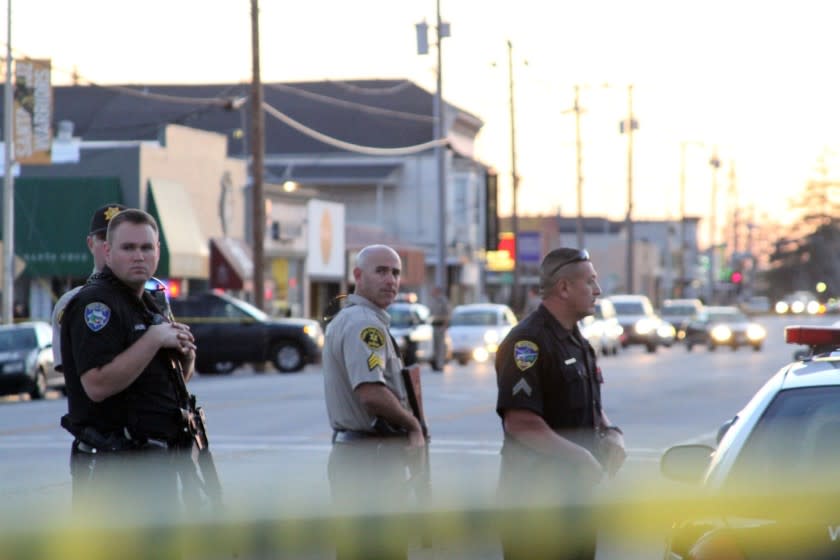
xmin=7 ymin=177 xmax=123 ymax=277
xmin=209 ymin=237 xmax=253 ymax=290
xmin=145 ymin=179 xmax=208 ymax=278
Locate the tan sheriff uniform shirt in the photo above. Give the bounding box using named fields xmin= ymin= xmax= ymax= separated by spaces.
xmin=51 ymin=285 xmax=84 ymax=372
xmin=323 ymin=294 xmax=410 ymax=432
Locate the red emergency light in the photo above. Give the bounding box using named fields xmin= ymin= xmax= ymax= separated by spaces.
xmin=784 ymin=325 xmax=840 ymax=346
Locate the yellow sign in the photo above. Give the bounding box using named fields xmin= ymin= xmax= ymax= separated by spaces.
xmin=486 ymin=250 xmax=514 ymax=272
xmin=14 ymin=59 xmax=52 ymax=165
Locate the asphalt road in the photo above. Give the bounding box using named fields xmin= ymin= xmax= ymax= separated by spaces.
xmin=0 ymin=313 xmax=825 ymax=558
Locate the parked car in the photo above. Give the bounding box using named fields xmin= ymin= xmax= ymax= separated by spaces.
xmin=774 ymin=290 xmax=820 ymax=315
xmin=0 ymin=321 xmax=62 ymax=399
xmin=682 ymin=305 xmax=766 ymax=351
xmin=169 ymin=292 xmax=324 ymax=374
xmin=446 ymin=303 xmax=518 ymax=365
xmin=579 ymin=299 xmax=622 ymax=356
xmin=659 ymin=298 xmax=704 ymax=340
xmin=386 ymin=301 xmax=450 ymax=371
xmin=660 ymin=325 xmax=840 ymax=558
xmin=607 ymin=294 xmax=673 ymax=353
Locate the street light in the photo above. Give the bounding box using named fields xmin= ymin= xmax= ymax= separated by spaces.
xmin=416 ymin=1 xmax=450 ymax=294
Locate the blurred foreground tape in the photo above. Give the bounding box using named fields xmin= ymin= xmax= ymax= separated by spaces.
xmin=4 ymin=487 xmax=840 ymax=559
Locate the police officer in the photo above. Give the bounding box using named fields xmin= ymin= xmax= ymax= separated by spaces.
xmin=60 ymin=209 xmax=199 ymax=512
xmin=323 ymin=244 xmax=426 ymax=559
xmin=51 ymin=203 xmax=127 ymax=373
xmin=495 ymin=248 xmax=626 ymax=560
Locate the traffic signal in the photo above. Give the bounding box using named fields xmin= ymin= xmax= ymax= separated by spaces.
xmin=730 ymin=271 xmax=743 ymax=284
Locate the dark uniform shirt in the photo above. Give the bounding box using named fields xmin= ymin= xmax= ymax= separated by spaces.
xmin=60 ymin=267 xmax=183 ymax=442
xmin=496 ymin=303 xmax=603 ymax=458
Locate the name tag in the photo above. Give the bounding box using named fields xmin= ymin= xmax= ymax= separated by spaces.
xmin=564 ymin=358 xmax=577 ymax=365
xmin=134 ymin=324 xmax=147 ymax=331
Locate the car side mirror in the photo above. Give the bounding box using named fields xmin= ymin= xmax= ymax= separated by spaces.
xmin=660 ymin=444 xmax=714 ymax=484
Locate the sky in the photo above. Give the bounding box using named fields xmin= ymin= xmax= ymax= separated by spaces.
xmin=6 ymin=0 xmax=840 ymax=246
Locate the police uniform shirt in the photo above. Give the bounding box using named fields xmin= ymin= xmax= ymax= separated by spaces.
xmin=51 ymin=284 xmax=83 ymax=372
xmin=61 ymin=268 xmax=181 ymax=440
xmin=495 ymin=304 xmax=602 ymax=455
xmin=323 ymin=293 xmax=410 ymax=432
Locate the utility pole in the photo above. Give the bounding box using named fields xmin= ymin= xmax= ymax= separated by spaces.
xmin=250 ymin=0 xmax=266 ymax=311
xmin=2 ymin=0 xmax=13 ymax=324
xmin=573 ymin=85 xmax=584 ymax=248
xmin=728 ymin=161 xmax=738 ymax=262
xmin=622 ymin=85 xmax=636 ymax=294
xmin=507 ymin=40 xmax=520 ymax=309
xmin=433 ymin=0 xmax=447 ymax=292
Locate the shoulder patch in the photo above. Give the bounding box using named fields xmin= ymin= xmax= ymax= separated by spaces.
xmin=360 ymin=327 xmax=385 ymax=350
xmin=513 ymin=340 xmax=539 ymax=371
xmin=84 ymin=302 xmax=111 ymax=332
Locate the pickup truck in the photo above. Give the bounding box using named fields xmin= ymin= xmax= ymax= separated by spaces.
xmin=169 ymin=292 xmax=324 ymax=374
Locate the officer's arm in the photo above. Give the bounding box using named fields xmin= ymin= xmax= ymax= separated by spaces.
xmin=355 ymin=382 xmax=424 ymax=445
xmin=503 ymin=408 xmax=601 ymax=471
xmin=80 ymin=324 xmax=182 ymax=402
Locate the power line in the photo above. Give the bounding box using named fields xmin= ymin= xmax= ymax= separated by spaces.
xmin=262 ymin=101 xmax=445 ymax=156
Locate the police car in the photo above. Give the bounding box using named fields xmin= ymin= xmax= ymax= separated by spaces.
xmin=660 ymin=325 xmax=840 ymax=559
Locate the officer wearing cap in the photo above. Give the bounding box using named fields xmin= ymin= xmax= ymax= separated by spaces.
xmin=495 ymin=248 xmax=626 ymax=560
xmin=60 ymin=208 xmax=200 ymax=511
xmin=51 ymin=203 xmax=127 ymax=372
xmin=322 ymin=244 xmax=426 ymax=559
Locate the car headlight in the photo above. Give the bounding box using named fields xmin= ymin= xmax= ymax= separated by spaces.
xmin=806 ymin=300 xmax=821 ymax=315
xmin=303 ymin=323 xmax=321 ymax=339
xmin=746 ymin=324 xmax=766 ymax=341
xmin=483 ymin=330 xmax=499 ymax=344
xmin=472 ymin=347 xmax=490 ymax=362
xmin=2 ymin=361 xmax=24 ymax=374
xmin=711 ymin=325 xmax=732 ymax=342
xmin=791 ymin=301 xmax=805 ymax=314
xmin=657 ymin=323 xmax=676 ymax=338
xmin=775 ymin=301 xmax=789 ymax=314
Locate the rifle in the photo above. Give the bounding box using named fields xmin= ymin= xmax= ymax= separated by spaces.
xmin=146 ymin=279 xmax=224 ymax=509
xmin=400 ymin=364 xmax=432 ymax=548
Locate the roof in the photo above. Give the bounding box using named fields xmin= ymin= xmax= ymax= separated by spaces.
xmin=45 ymin=80 xmax=483 ymax=157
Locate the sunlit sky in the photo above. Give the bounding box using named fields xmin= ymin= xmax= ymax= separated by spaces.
xmin=7 ymin=0 xmax=840 ymax=244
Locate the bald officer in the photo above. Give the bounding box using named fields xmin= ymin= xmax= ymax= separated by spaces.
xmin=322 ymin=244 xmax=425 ymax=559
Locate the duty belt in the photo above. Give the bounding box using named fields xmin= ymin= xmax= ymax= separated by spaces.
xmin=332 ymin=429 xmax=407 ymax=444
xmin=73 ymin=436 xmax=170 ymax=454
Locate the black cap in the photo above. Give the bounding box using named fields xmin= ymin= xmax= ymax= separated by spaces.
xmin=88 ymin=203 xmax=127 ymax=235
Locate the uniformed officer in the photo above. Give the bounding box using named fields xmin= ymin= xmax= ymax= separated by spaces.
xmin=51 ymin=203 xmax=127 ymax=373
xmin=322 ymin=244 xmax=426 ymax=559
xmin=60 ymin=209 xmax=200 ymax=513
xmin=495 ymin=248 xmax=626 ymax=560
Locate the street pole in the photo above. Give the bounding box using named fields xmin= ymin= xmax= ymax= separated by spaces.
xmin=3 ymin=0 xmax=13 ymax=324
xmin=433 ymin=0 xmax=447 ymax=292
xmin=678 ymin=142 xmax=687 ymax=297
xmin=507 ymin=39 xmax=520 ymax=309
xmin=624 ymin=84 xmax=635 ymax=294
xmin=708 ymin=150 xmax=721 ymax=304
xmin=573 ymin=85 xmax=584 ymax=249
xmin=250 ymin=0 xmax=266 ymax=311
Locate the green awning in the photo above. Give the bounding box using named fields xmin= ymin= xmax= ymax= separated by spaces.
xmin=3 ymin=177 xmax=123 ymax=277
xmin=145 ymin=179 xmax=207 ymax=279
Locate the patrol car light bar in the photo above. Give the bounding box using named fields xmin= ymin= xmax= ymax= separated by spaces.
xmin=784 ymin=326 xmax=840 ymax=346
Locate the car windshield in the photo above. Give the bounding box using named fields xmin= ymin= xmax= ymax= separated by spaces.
xmin=708 ymin=309 xmax=747 ymax=322
xmin=724 ymin=386 xmax=840 ymax=494
xmin=0 ymin=328 xmax=36 ymax=351
xmin=450 ymin=310 xmax=497 ymax=326
xmin=661 ymin=305 xmax=696 ymax=317
xmin=612 ymin=302 xmax=645 ymax=315
xmin=388 ymin=307 xmax=416 ymax=328
xmin=228 ymin=297 xmax=269 ymax=321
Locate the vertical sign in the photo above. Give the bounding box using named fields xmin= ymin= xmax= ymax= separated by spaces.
xmin=14 ymin=59 xmax=52 ymax=165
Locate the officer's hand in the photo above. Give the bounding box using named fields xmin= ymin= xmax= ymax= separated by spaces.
xmin=598 ymin=430 xmax=626 ymax=478
xmin=576 ymin=449 xmax=605 ymax=487
xmin=407 ymin=426 xmax=426 ymax=449
xmin=150 ymin=323 xmax=196 ymax=354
